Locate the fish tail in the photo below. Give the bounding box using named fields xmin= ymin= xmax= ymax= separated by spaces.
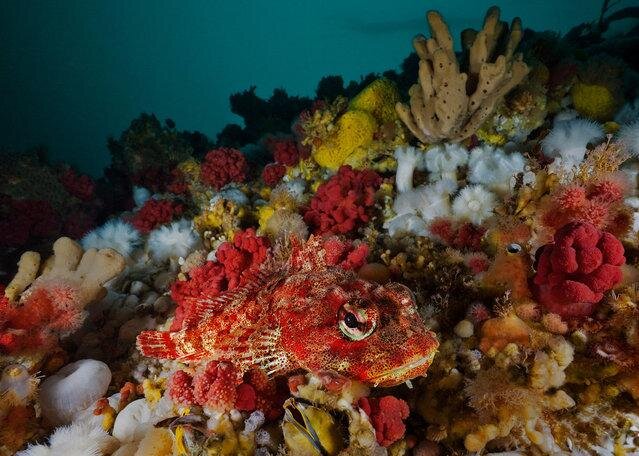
xmin=136 ymin=330 xmax=181 ymax=360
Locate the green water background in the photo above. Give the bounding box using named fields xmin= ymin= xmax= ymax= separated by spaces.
xmin=1 ymin=0 xmax=605 ymax=176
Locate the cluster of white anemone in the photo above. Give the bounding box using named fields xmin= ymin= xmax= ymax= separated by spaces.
xmin=386 ymin=144 xmax=525 ymax=237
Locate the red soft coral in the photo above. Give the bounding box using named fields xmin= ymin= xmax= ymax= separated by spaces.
xmin=59 ymin=169 xmax=95 ymax=201
xmin=0 ymin=199 xmax=62 ymax=247
xmin=359 ymin=396 xmax=410 ymax=447
xmin=265 ymin=136 xmax=308 ymax=167
xmin=131 ymin=199 xmax=183 ymax=233
xmin=200 ymin=148 xmax=247 ymax=189
xmin=236 ymin=368 xmax=286 ymax=420
xmin=63 ymin=208 xmax=97 ymax=239
xmin=216 ymin=228 xmax=270 ymax=289
xmin=170 ymin=229 xmax=270 ymax=330
xmin=167 ymin=168 xmax=189 ymax=195
xmin=304 ymin=166 xmax=381 ymax=235
xmin=235 ymin=383 xmax=257 ymax=411
xmin=262 ymin=163 xmax=286 ymax=187
xmin=170 ymin=261 xmax=227 ymax=330
xmin=533 ymin=221 xmax=625 ymax=318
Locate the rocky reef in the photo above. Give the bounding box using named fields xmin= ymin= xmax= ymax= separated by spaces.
xmin=3 ymin=3 xmax=639 ymax=455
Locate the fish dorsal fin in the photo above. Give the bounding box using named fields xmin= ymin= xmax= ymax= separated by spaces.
xmin=289 ymin=235 xmax=330 ymax=273
xmin=181 ymin=254 xmax=290 ymax=329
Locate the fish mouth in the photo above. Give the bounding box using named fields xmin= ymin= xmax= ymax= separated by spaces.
xmin=369 ymin=351 xmax=437 ymax=387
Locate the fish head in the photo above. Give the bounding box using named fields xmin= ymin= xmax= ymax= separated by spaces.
xmin=279 ymin=272 xmax=438 ymax=387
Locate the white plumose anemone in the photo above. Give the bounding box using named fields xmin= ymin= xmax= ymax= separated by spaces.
xmin=81 ymin=219 xmax=142 ymax=259
xmin=132 ymin=186 xmax=151 ymax=208
xmin=452 ymin=185 xmax=497 ymax=225
xmin=210 ymin=184 xmax=249 ymax=206
xmin=541 ymin=118 xmax=604 ymax=168
xmin=17 ymin=420 xmax=118 ymax=456
xmin=393 ymin=180 xmax=454 ymax=221
xmin=618 ymin=120 xmax=639 ymax=157
xmin=424 ymin=143 xmax=469 ymax=182
xmin=146 ymin=218 xmax=201 ymax=263
xmin=394 ymin=145 xmax=425 ymax=193
xmin=615 ymin=98 xmax=639 ymax=125
xmin=384 ymin=213 xmax=429 ymax=237
xmin=385 ymin=180 xmax=455 ymax=237
xmin=468 ymin=145 xmax=526 ymax=194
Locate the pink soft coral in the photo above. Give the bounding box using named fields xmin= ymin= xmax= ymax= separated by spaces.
xmin=168 ymin=363 xmax=284 ymax=418
xmin=168 ymin=370 xmax=196 ymax=405
xmin=533 ymin=221 xmax=625 ymax=318
xmin=359 ymin=396 xmax=410 ymax=447
xmin=131 ymin=199 xmax=184 ymax=233
xmin=192 ymin=361 xmax=239 ymax=410
xmin=200 ymin=148 xmax=248 ymax=189
xmin=304 ymin=165 xmax=381 ymax=235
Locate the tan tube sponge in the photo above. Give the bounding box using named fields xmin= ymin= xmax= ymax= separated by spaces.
xmin=396 ymin=6 xmax=529 ymax=144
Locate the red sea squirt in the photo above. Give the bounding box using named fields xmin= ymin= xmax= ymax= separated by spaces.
xmin=533 ymin=221 xmax=625 ymax=318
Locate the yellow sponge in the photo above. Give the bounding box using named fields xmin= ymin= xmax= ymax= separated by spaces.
xmin=349 ymin=78 xmax=400 ymax=124
xmin=313 ymin=110 xmax=377 ymax=170
xmin=572 ymin=83 xmax=617 ymax=121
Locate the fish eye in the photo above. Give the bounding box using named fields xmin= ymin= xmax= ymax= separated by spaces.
xmin=338 ymin=302 xmax=377 ymax=341
xmin=343 ymin=312 xmax=358 ymax=328
xmin=506 ymin=243 xmax=522 ymax=254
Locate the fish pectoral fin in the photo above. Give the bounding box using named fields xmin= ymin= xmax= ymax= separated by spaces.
xmin=246 ymin=327 xmax=294 ymax=378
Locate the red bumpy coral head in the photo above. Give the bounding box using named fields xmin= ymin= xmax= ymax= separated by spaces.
xmin=532 ymin=221 xmax=625 ymax=318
